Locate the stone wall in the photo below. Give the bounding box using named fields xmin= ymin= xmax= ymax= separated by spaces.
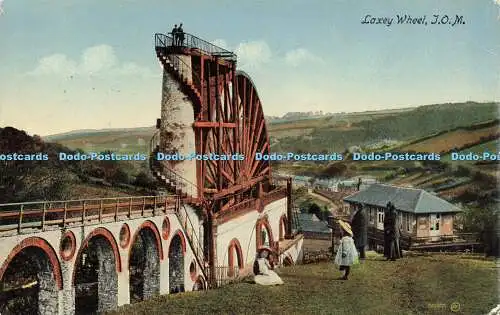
xmin=0 ymin=212 xmax=204 ymax=314
xmin=168 ymin=234 xmax=185 ymax=293
xmin=159 ymin=62 xmax=197 ymax=192
xmin=94 ymin=238 xmax=118 ymax=313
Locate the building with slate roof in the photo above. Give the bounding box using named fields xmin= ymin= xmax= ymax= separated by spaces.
xmin=343 ymin=184 xmax=462 ymax=240
xmin=297 ymin=213 xmax=332 ymax=240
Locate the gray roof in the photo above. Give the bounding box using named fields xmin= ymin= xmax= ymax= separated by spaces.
xmin=297 ymin=213 xmax=331 ymax=233
xmin=343 ymin=184 xmax=461 ymax=214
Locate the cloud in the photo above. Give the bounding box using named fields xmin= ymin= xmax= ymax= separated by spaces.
xmin=210 ymin=39 xmax=323 ymax=72
xmin=284 ymin=48 xmax=323 ymax=67
xmin=28 ymin=45 xmax=155 ymax=77
xmin=234 ymin=40 xmax=272 ymax=70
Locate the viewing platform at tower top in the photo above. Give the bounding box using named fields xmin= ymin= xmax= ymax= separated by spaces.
xmin=155 ymin=32 xmax=237 ymax=62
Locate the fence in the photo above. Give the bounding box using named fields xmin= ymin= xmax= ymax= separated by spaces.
xmin=154 ymin=33 xmax=237 ymax=61
xmin=211 ymin=266 xmax=241 ymax=287
xmin=0 ymin=196 xmax=178 ymax=235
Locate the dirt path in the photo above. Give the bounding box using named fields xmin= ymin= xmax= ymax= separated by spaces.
xmin=308 ymin=191 xmax=335 ymax=207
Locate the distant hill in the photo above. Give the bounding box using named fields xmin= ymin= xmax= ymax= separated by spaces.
xmin=43 ymin=126 xmax=156 ymax=141
xmin=271 ymin=101 xmax=499 ymax=153
xmin=39 ymin=101 xmax=498 ymax=155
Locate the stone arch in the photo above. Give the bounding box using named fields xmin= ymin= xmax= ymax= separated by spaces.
xmin=0 ymin=237 xmax=62 ymax=315
xmin=227 ymin=238 xmax=244 ymax=277
xmin=256 ymin=216 xmax=274 ymax=249
xmin=129 ymin=220 xmax=163 ymax=303
xmin=192 ymin=275 xmax=206 ymax=291
xmin=129 ymin=220 xmax=164 ymax=261
xmin=169 ymin=230 xmax=186 ymax=253
xmin=168 ymin=230 xmax=186 ymax=294
xmin=73 ymin=227 xmax=120 ymax=314
xmin=279 ymin=214 xmax=287 ymax=241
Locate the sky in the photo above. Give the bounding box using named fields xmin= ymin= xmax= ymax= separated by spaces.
xmin=0 ymin=0 xmax=499 ymax=136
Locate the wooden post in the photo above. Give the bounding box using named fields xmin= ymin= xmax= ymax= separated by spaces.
xmin=63 ymin=203 xmax=67 ymax=228
xmin=285 ymin=177 xmax=293 ymax=239
xmin=153 ymin=196 xmax=157 ymax=216
xmin=42 ymin=202 xmax=47 ymax=231
xmin=142 ymin=197 xmax=146 ymax=217
xmin=99 ymin=200 xmax=103 ymax=223
xmin=115 ymin=198 xmax=119 ymax=221
xmin=128 ymin=197 xmax=132 ymax=218
xmin=18 ymin=205 xmax=24 ymax=234
xmin=82 ymin=201 xmax=86 ymax=225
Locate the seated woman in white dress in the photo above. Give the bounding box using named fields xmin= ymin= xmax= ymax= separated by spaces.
xmin=253 ymin=248 xmax=284 ymax=286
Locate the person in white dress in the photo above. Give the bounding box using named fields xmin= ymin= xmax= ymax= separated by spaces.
xmin=334 ymin=220 xmax=358 ymax=280
xmin=253 ymin=248 xmax=284 ymax=286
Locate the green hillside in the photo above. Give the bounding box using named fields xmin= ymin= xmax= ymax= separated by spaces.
xmin=110 ymin=252 xmax=497 ymax=315
xmin=43 ymin=102 xmax=498 ymax=155
xmin=271 ymin=102 xmax=498 ymax=153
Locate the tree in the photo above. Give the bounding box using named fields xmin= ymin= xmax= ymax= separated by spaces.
xmin=134 ymin=171 xmax=156 ymax=189
xmin=456 ymin=205 xmax=499 ymax=257
xmin=308 ymin=203 xmax=322 ymax=219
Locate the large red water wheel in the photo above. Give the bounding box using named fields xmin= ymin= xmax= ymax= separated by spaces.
xmin=196 ymin=70 xmax=271 ymax=212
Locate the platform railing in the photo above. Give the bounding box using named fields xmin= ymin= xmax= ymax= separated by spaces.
xmin=154 ymin=32 xmax=237 ymax=61
xmin=0 ymin=196 xmax=177 ymax=235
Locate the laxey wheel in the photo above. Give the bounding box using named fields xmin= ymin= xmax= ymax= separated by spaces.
xmin=196 ymin=70 xmax=271 ymax=212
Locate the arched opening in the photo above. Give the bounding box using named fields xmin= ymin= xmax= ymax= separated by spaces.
xmin=192 ymin=276 xmax=205 ymax=291
xmin=73 ymin=230 xmax=120 ymax=314
xmin=256 ymin=217 xmax=274 ymax=249
xmin=279 ymin=215 xmax=287 ymax=241
xmin=129 ymin=223 xmax=162 ymax=303
xmin=227 ymin=239 xmax=243 ymax=277
xmin=169 ymin=231 xmax=185 ymax=294
xmin=0 ymin=239 xmax=62 ymax=315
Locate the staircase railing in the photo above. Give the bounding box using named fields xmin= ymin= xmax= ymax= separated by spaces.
xmin=148 ymin=133 xmax=199 ymax=199
xmin=176 ymin=201 xmax=208 ymax=278
xmin=154 ymin=32 xmax=236 ymax=61
xmin=156 ymin=48 xmax=203 ymax=104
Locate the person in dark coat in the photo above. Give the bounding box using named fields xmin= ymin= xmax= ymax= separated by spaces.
xmin=387 ymin=204 xmax=402 ymax=260
xmin=383 ymin=202 xmax=393 ymax=258
xmin=350 ymin=203 xmax=367 ymax=261
xmin=177 ymin=23 xmax=185 ymax=46
xmin=171 ymin=24 xmax=178 ymax=46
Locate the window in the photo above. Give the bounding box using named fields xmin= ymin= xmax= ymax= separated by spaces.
xmin=377 ymin=209 xmax=384 ymax=223
xmin=406 ymin=213 xmax=411 ymax=232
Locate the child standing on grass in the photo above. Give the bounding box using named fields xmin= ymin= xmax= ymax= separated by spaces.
xmin=335 ymin=220 xmax=358 ymax=280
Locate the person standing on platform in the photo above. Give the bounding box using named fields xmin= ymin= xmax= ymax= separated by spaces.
xmin=171 ymin=24 xmax=178 ymax=46
xmin=177 ymin=23 xmax=185 ymax=46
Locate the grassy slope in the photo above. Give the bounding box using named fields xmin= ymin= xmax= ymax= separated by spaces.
xmin=441 ymin=139 xmax=500 ymax=162
xmin=109 ymin=253 xmax=497 ymax=315
xmin=400 ymin=125 xmax=499 ymax=153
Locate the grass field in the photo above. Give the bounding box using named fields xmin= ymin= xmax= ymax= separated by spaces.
xmin=400 ymin=126 xmax=499 ymax=154
xmin=440 ymin=139 xmax=500 ymax=162
xmin=109 ymin=252 xmax=497 ymax=315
